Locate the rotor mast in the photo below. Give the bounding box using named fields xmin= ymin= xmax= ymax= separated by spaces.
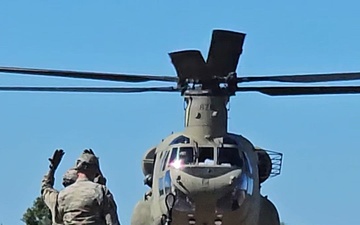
xmin=168 ymin=30 xmax=246 ymax=138
xmin=183 ymin=90 xmax=229 ymax=138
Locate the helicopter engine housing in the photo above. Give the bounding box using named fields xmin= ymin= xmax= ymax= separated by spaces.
xmin=255 ymin=148 xmax=273 ymax=184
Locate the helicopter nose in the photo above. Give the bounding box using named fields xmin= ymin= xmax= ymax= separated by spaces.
xmin=169 ymin=166 xmax=242 ymax=198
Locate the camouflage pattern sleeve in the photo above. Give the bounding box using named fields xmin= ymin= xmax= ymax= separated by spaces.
xmin=41 ymin=170 xmax=61 ymax=224
xmin=101 ymin=186 xmax=120 ymax=225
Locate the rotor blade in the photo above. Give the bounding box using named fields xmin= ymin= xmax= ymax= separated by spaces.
xmin=0 ymin=86 xmax=180 ymax=93
xmin=168 ymin=50 xmax=208 ymax=81
xmin=0 ymin=66 xmax=178 ymax=83
xmin=206 ymin=30 xmax=246 ymax=77
xmin=237 ymin=86 xmax=360 ymax=96
xmin=238 ymin=72 xmax=360 ymax=83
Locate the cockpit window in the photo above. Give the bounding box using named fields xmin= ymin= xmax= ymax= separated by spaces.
xmin=161 ymin=151 xmax=170 ymax=171
xmin=179 ymin=147 xmax=194 ymax=164
xmin=170 ymin=135 xmax=190 ymax=145
xmin=218 ymin=147 xmax=243 ymax=167
xmin=198 ymin=147 xmax=214 ymax=165
xmin=169 ymin=148 xmax=178 ymax=162
xmin=168 ymin=147 xmax=194 ymax=168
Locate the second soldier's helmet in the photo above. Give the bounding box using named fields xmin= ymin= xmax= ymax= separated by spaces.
xmin=62 ymin=168 xmax=78 ymax=187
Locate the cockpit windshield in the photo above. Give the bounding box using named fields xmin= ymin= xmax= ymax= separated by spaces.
xmin=169 ymin=147 xmax=194 ymax=168
xmin=198 ymin=147 xmax=214 ymax=165
xmin=168 ymin=146 xmax=244 ymax=168
xmin=217 ymin=147 xmax=243 ymax=167
xmin=179 ymin=147 xmax=194 ymax=164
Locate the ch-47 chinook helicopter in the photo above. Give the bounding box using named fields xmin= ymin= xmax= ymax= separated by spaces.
xmin=1 ymin=29 xmax=360 ymax=225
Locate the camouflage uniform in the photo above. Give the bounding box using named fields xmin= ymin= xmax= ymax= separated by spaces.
xmin=56 ymin=177 xmax=119 ymax=225
xmin=55 ymin=151 xmax=120 ymax=225
xmin=41 ymin=168 xmax=77 ymax=225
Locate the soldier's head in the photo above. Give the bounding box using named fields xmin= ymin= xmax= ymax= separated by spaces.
xmin=75 ymin=150 xmax=100 ymax=180
xmin=62 ymin=168 xmax=77 ymax=187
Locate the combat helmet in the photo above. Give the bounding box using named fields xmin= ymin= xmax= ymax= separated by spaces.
xmin=62 ymin=167 xmax=77 ymax=187
xmin=75 ymin=149 xmax=100 ymax=174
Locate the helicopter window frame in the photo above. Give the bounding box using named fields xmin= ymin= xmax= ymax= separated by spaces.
xmin=169 ymin=135 xmax=191 ymax=145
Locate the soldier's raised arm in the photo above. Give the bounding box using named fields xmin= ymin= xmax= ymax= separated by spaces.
xmin=41 ymin=149 xmax=64 ymax=225
xmin=101 ymin=186 xmax=120 ymax=225
xmin=41 ymin=168 xmax=59 ymax=214
xmin=41 ymin=149 xmax=64 ymax=193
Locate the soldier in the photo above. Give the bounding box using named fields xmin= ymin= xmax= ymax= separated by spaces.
xmin=41 ymin=149 xmax=110 ymax=225
xmin=74 ymin=149 xmax=118 ymax=214
xmin=55 ymin=150 xmax=120 ymax=225
xmin=41 ymin=149 xmax=73 ymax=225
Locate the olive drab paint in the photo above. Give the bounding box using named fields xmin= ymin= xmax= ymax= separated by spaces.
xmin=131 ymin=89 xmax=281 ymax=225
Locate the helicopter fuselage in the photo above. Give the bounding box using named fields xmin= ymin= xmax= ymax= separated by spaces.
xmin=131 ymin=91 xmax=280 ymax=225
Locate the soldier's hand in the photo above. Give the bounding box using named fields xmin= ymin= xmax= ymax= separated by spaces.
xmin=48 ymin=149 xmax=65 ymax=171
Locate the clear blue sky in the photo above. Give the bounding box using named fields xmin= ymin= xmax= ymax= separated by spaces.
xmin=0 ymin=1 xmax=359 ymax=225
